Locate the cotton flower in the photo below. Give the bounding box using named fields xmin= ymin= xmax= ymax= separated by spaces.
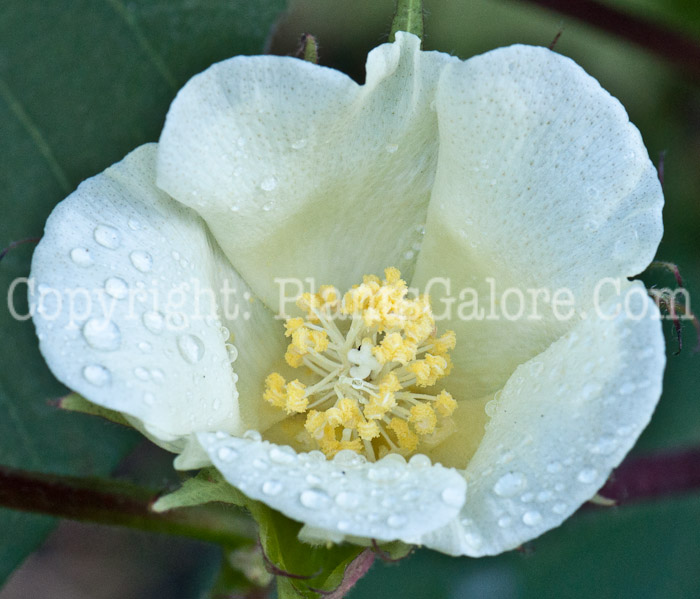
xmin=29 ymin=33 xmax=665 ymax=556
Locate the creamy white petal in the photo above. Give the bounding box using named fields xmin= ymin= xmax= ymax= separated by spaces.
xmin=157 ymin=33 xmax=457 ymax=312
xmin=198 ymin=432 xmax=466 ymax=544
xmin=421 ymin=281 xmax=665 ymax=556
xmin=29 ymin=144 xmax=284 ymax=443
xmin=413 ymin=44 xmax=664 ymax=399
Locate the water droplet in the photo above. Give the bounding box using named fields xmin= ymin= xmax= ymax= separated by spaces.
xmin=70 ymin=247 xmax=93 ymax=267
xmin=291 ymin=138 xmax=307 ymax=150
xmin=177 ymin=334 xmax=205 ymax=364
xmin=367 ymin=467 xmax=401 ymax=483
xmin=335 ymin=491 xmax=360 ymax=509
xmin=243 ymin=430 xmax=262 ymax=442
xmin=577 ymin=468 xmax=597 ymax=484
xmin=260 ymin=176 xmax=277 ymax=192
xmin=262 ymin=201 xmax=274 ymax=212
xmin=262 ymin=480 xmax=283 ymax=496
xmin=128 ymin=218 xmax=141 ymax=231
xmin=386 ymin=514 xmax=407 ymax=528
xmin=94 ymin=225 xmax=121 ymax=249
xmin=415 ymin=224 xmax=426 ymax=235
xmin=385 ymin=143 xmax=399 ymax=153
xmin=217 ymin=446 xmax=238 ymax=462
xmin=83 ymin=364 xmax=111 ymax=386
xmin=497 ymin=515 xmax=512 ymax=528
xmin=409 ymin=454 xmax=431 ymax=469
xmin=143 ymin=311 xmax=165 ymax=334
xmin=522 ymin=510 xmax=542 ymax=526
xmin=464 ymin=532 xmax=483 ymax=548
xmin=552 ymin=502 xmax=568 ymax=515
xmin=520 ymin=492 xmax=534 ymax=503
xmin=306 ymin=474 xmax=321 ymax=485
xmin=337 ymin=520 xmax=352 ymax=532
xmin=590 ymin=436 xmax=617 ymax=455
xmin=104 ymin=277 xmax=128 ymax=300
xmin=269 ymin=446 xmax=296 ymax=465
xmin=493 ymin=472 xmax=527 ymax=497
xmin=546 ymin=461 xmax=562 ymax=474
xmin=300 ymin=489 xmax=330 ymax=509
xmin=403 ymin=250 xmax=414 ymax=260
xmin=441 ymin=487 xmax=464 ymax=507
xmin=138 ymin=341 xmax=152 ymax=353
xmin=150 ymin=368 xmax=165 ymax=383
xmin=536 ymin=491 xmax=553 ymax=503
xmin=130 ymin=250 xmax=153 ymax=273
xmin=83 ymin=318 xmax=121 ymax=351
xmin=226 ymin=344 xmax=238 ymax=363
xmin=134 ymin=367 xmax=150 ymax=381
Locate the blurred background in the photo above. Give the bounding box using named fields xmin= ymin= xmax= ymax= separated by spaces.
xmin=1 ymin=0 xmax=699 ymax=597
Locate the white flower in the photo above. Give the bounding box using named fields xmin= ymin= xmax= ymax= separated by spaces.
xmin=29 ymin=33 xmax=665 ymax=556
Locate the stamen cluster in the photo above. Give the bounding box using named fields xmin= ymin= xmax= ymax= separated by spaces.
xmin=263 ymin=268 xmax=457 ymax=461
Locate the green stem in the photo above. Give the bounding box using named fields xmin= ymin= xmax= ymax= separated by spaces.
xmin=390 ymin=0 xmax=424 ymax=43
xmin=0 ymin=465 xmax=256 ymax=547
xmin=516 ymin=0 xmax=700 ymax=83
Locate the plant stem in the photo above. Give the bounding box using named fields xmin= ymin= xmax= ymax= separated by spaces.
xmin=516 ymin=0 xmax=700 ymax=83
xmin=0 ymin=465 xmax=256 ymax=547
xmin=390 ymin=0 xmax=424 ymax=43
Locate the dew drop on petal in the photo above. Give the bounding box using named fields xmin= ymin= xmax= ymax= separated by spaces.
xmin=134 ymin=367 xmax=150 ymax=381
xmin=269 ymin=446 xmax=296 ymax=465
xmin=70 ymin=247 xmax=93 ymax=267
xmin=409 ymin=454 xmax=431 ymax=469
xmin=83 ymin=364 xmax=111 ymax=386
xmin=143 ymin=311 xmax=165 ymax=334
xmin=386 ymin=514 xmax=407 ymax=528
xmin=128 ymin=218 xmax=141 ymax=231
xmin=262 ymin=480 xmax=283 ymax=496
xmin=300 ymin=489 xmax=331 ymax=510
xmin=130 ymin=250 xmax=153 ymax=273
xmin=552 ymin=502 xmax=568 ymax=515
xmin=217 ymin=447 xmax=238 ymax=462
xmin=522 ymin=510 xmax=542 ymax=526
xmin=243 ymin=430 xmax=262 ymax=442
xmin=493 ymin=472 xmax=527 ymax=497
xmin=546 ymin=461 xmax=562 ymax=474
xmin=291 ymin=138 xmax=307 ymax=150
xmin=94 ymin=225 xmax=121 ymax=249
xmin=385 ymin=143 xmax=399 ymax=153
xmin=104 ymin=277 xmax=128 ymax=300
xmin=138 ymin=341 xmax=152 ymax=354
xmin=577 ymin=467 xmax=597 ymax=484
xmin=497 ymin=515 xmax=512 ymax=528
xmin=83 ymin=319 xmax=121 ymax=352
xmin=177 ymin=334 xmax=205 ymax=364
xmin=260 ymin=176 xmax=277 ymax=192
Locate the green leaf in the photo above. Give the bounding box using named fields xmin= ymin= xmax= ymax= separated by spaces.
xmin=58 ymin=392 xmax=133 ymax=427
xmin=0 ymin=0 xmax=286 ymax=587
xmin=155 ymin=469 xmax=366 ymax=598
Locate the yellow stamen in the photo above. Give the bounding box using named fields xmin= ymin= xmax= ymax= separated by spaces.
xmin=262 ymin=268 xmax=458 ymax=460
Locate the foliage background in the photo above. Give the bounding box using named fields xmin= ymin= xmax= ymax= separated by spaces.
xmin=1 ymin=0 xmax=699 ymax=597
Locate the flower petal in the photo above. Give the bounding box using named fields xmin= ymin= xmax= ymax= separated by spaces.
xmin=29 ymin=144 xmax=284 ymax=443
xmin=412 ymin=44 xmax=664 ymax=399
xmin=198 ymin=432 xmax=467 ymax=544
xmin=156 ymin=32 xmax=456 ymax=312
xmin=421 ymin=281 xmax=665 ymax=556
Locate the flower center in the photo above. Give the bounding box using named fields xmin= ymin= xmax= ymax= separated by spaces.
xmin=263 ymin=268 xmax=458 ymax=461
